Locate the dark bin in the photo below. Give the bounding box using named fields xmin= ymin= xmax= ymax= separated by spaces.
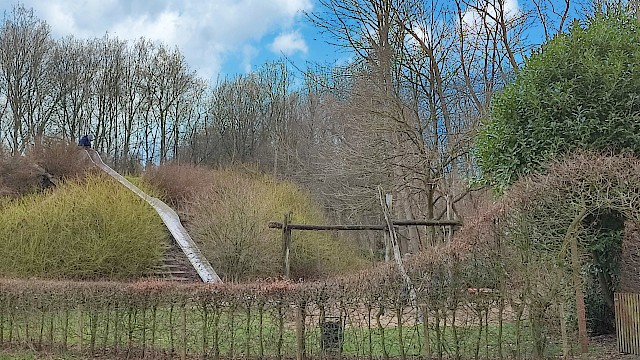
xmin=321 ymin=317 xmax=343 ymax=353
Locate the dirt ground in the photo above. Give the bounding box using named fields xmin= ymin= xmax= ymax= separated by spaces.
xmin=585 ymin=334 xmax=638 ymax=359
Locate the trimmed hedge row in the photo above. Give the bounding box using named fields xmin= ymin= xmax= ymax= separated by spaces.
xmin=0 ymin=266 xmax=550 ymax=360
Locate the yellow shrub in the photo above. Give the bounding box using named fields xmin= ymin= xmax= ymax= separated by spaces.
xmin=186 ymin=168 xmax=368 ymax=281
xmin=0 ymin=174 xmax=166 ymax=280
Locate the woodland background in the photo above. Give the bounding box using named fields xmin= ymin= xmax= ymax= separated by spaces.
xmin=0 ymin=0 xmax=591 ymax=255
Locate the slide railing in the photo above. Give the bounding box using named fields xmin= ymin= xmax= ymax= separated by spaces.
xmin=84 ymin=149 xmax=222 ymax=283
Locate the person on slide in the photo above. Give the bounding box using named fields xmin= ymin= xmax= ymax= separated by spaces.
xmin=78 ymin=134 xmax=93 ymax=148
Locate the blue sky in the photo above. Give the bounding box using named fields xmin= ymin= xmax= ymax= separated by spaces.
xmin=0 ymin=0 xmax=343 ymax=82
xmin=0 ymin=0 xmax=582 ymax=84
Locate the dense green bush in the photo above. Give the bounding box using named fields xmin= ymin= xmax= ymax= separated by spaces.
xmin=476 ymin=9 xmax=640 ymax=189
xmin=0 ymin=174 xmax=166 ymax=280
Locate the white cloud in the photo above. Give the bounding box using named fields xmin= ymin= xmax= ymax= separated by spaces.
xmin=270 ymin=31 xmax=308 ymax=56
xmin=273 ymin=0 xmax=314 ymax=16
xmin=405 ymin=25 xmax=431 ymax=48
xmin=43 ymin=3 xmax=77 ymax=36
xmin=12 ymin=0 xmax=314 ymax=80
xmin=462 ymin=0 xmax=520 ymax=34
xmin=241 ymin=45 xmax=259 ymax=74
xmin=111 ymin=11 xmax=181 ymax=45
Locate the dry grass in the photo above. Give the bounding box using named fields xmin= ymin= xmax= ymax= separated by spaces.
xmin=185 ymin=168 xmax=369 ymax=281
xmin=26 ymin=139 xmax=92 ymax=180
xmin=141 ymin=163 xmax=369 ymax=281
xmin=0 ymin=156 xmax=41 ymax=197
xmin=0 ymin=141 xmax=94 ymax=199
xmin=142 ymin=162 xmax=213 ymax=209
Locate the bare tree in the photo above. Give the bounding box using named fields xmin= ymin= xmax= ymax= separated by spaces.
xmin=144 ymin=45 xmax=195 ymax=163
xmin=305 ymin=0 xmax=538 ymax=253
xmin=0 ymin=5 xmax=54 ymax=154
xmin=119 ymin=38 xmax=153 ymax=167
xmin=530 ymin=0 xmax=572 ymax=41
xmin=51 ymin=37 xmax=98 ymax=142
xmin=188 ymin=61 xmax=301 ymax=169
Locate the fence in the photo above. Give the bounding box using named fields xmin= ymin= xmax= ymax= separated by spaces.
xmin=0 ymin=276 xmax=567 ymax=360
xmin=269 ymin=213 xmax=462 ymax=279
xmin=615 ymin=292 xmax=640 ymax=355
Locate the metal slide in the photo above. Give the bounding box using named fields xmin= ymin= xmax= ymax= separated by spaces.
xmin=84 ymin=149 xmax=222 ymax=284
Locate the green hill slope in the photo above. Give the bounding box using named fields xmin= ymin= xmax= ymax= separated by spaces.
xmin=0 ymin=174 xmax=166 ymax=280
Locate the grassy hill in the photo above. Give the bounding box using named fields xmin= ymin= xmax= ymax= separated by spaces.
xmin=0 ymin=174 xmax=166 ymax=280
xmin=144 ymin=164 xmax=370 ymax=281
xmin=0 ymin=148 xmax=368 ymax=282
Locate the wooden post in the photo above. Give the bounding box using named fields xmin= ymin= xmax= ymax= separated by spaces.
xmin=282 ymin=212 xmax=292 ymax=279
xmin=295 ymin=302 xmax=306 ymax=360
xmin=268 ymin=220 xmax=461 ymax=231
xmin=421 ymin=304 xmax=431 ymax=360
xmin=384 ymin=194 xmax=392 ymax=262
xmin=378 ymin=187 xmax=416 ymax=305
xmin=572 ymin=234 xmax=589 ymax=354
xmin=181 ymin=303 xmax=187 ymax=360
xmin=78 ymin=305 xmax=83 ymax=353
xmin=384 ymin=230 xmax=391 ymax=262
xmin=446 ymin=195 xmax=453 ymax=242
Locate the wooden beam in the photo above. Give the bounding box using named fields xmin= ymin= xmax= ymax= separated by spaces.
xmin=268 ymin=220 xmax=461 ymax=231
xmin=392 ymin=220 xmax=461 ymax=226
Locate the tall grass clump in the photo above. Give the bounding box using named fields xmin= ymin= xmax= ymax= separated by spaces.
xmin=0 ymin=141 xmax=93 ymax=198
xmin=185 ymin=168 xmax=369 ymax=281
xmin=0 ymin=174 xmax=166 ymax=280
xmin=27 ymin=139 xmax=91 ymax=180
xmin=0 ymin=155 xmax=41 ymax=197
xmin=143 ymin=162 xmax=213 ymax=209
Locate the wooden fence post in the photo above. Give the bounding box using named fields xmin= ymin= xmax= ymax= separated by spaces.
xmin=384 ymin=194 xmax=392 ymax=262
xmin=446 ymin=195 xmax=453 ymax=242
xmin=296 ymin=302 xmax=306 ymax=360
xmin=421 ymin=303 xmax=431 ymax=360
xmin=282 ymin=212 xmax=292 ymax=279
xmin=615 ymin=292 xmax=640 ymax=355
xmin=78 ymin=304 xmax=83 ymax=353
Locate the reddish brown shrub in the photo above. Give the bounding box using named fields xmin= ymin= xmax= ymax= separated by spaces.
xmin=26 ymin=139 xmax=91 ymax=180
xmin=142 ymin=162 xmax=213 ymax=209
xmin=0 ymin=156 xmax=41 ymax=197
xmin=620 ymin=221 xmax=640 ymax=293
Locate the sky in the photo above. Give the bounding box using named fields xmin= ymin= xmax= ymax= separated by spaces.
xmin=0 ymin=0 xmax=576 ymax=84
xmin=0 ymin=0 xmax=341 ymax=82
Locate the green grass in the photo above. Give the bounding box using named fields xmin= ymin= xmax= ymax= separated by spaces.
xmin=1 ymin=301 xmax=613 ymax=359
xmin=0 ymin=349 xmax=82 ymax=359
xmin=0 ymin=303 xmax=553 ymax=359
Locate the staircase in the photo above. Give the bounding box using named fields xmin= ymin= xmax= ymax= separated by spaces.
xmin=84 ymin=148 xmax=222 ymax=283
xmin=151 ymin=236 xmax=201 ymax=282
